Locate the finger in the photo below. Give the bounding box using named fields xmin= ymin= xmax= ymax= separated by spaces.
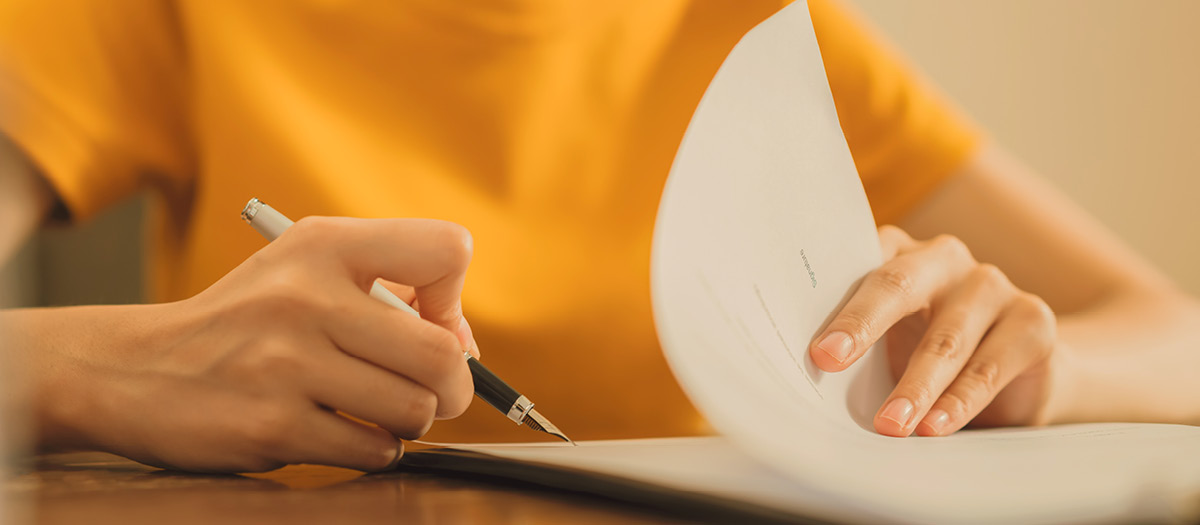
xmin=916 ymin=293 xmax=1056 ymax=436
xmin=810 ymin=235 xmax=975 ymax=372
xmin=303 ymin=346 xmax=452 ymax=437
xmin=873 ymin=265 xmax=1016 ymax=437
xmin=321 ymin=287 xmax=474 ymax=417
xmin=375 ymin=278 xmax=480 ymax=359
xmin=287 ymin=217 xmax=473 ymax=335
xmin=457 ymin=317 xmax=480 ymax=359
xmin=877 ymin=224 xmax=917 ymax=261
xmin=335 ymin=219 xmax=478 ymax=357
xmin=277 ymin=408 xmax=405 ymax=472
xmin=375 ymin=279 xmax=417 ymax=306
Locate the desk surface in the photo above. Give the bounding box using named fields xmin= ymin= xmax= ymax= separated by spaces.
xmin=6 ymin=452 xmax=688 ymax=524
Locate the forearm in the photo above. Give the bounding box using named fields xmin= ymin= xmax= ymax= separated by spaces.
xmin=1 ymin=304 xmax=150 ymax=453
xmin=1050 ymin=287 xmax=1200 ymax=425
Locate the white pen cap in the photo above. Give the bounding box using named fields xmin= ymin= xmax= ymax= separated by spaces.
xmin=240 ymin=198 xmax=294 ymax=242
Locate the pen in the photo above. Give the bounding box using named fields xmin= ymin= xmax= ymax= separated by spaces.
xmin=239 ymin=198 xmax=573 ymax=444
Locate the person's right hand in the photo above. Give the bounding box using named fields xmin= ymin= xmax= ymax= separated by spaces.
xmin=5 ymin=216 xmax=479 ymax=473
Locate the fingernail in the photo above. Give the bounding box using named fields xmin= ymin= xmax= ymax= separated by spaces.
xmin=381 ymin=441 xmax=404 ymax=471
xmin=921 ymin=409 xmax=950 ymax=436
xmin=880 ymin=398 xmax=915 ymax=429
xmin=457 ymin=318 xmax=479 ymax=358
xmin=816 ymin=331 xmax=854 ymax=363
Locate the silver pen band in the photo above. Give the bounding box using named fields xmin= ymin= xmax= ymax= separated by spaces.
xmin=241 ymin=198 xmax=262 ymax=223
xmin=241 ymin=198 xmax=294 ymax=241
xmin=506 ymin=395 xmax=535 ymax=424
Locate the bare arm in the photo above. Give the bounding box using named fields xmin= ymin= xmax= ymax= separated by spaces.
xmin=899 ymin=144 xmax=1200 ymax=425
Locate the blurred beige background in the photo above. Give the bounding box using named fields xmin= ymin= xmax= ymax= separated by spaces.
xmin=2 ymin=0 xmax=1197 ymax=307
xmin=854 ymin=0 xmax=1200 ymax=294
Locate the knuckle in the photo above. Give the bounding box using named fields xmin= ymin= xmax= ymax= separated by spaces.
xmin=1034 ymin=343 xmax=1054 ymax=363
xmin=877 ymin=224 xmax=901 ymax=235
xmin=973 ymin=263 xmax=1011 ymax=289
xmin=236 ymin=339 xmax=309 ymax=379
xmin=831 ymin=311 xmax=875 ymax=349
xmin=897 ymin=377 xmax=939 ymax=406
xmin=260 ymin=278 xmax=323 ymax=317
xmin=938 ymin=390 xmax=971 ymax=418
xmin=932 ymin=234 xmax=972 ymax=262
xmin=430 ymin=222 xmax=474 ymax=270
xmin=922 ymin=329 xmax=964 ymax=361
xmin=872 ymin=267 xmax=917 ymax=299
xmin=876 ymin=225 xmax=912 ymax=259
xmin=396 ymin=390 xmax=438 ymax=439
xmin=1011 ymin=293 xmax=1057 ymax=334
xmin=267 ymin=344 xmax=308 ymax=373
xmin=287 ymin=215 xmax=340 ymax=243
xmin=1014 ymin=293 xmax=1055 ymax=322
xmin=234 ymin=265 xmax=325 ymax=321
xmin=877 ymin=224 xmax=905 ymax=240
xmin=960 ymin=359 xmax=1003 ymax=397
xmin=1012 ymin=293 xmax=1058 ymax=357
xmin=242 ymin=401 xmax=301 ymax=452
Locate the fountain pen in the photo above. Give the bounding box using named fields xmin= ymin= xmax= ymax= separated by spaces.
xmin=240 ymin=198 xmax=573 ymax=444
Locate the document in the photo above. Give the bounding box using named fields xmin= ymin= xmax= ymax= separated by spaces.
xmin=405 ymin=2 xmax=1200 ymax=523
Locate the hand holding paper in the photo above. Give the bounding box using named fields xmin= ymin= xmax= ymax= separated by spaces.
xmin=810 ymin=225 xmax=1060 ymax=437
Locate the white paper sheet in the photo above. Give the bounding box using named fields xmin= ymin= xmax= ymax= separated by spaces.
xmin=457 ymin=427 xmax=1200 ymax=524
xmin=650 ymin=0 xmax=893 ymax=454
xmin=437 ymin=2 xmax=1200 ymax=523
xmin=450 ymin=437 xmax=890 ymax=524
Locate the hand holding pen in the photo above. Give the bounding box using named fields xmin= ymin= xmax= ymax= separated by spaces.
xmin=6 ymin=199 xmax=568 ymax=474
xmin=13 ymin=210 xmax=485 ymax=472
xmin=241 ymin=199 xmax=570 ymax=444
xmin=192 ymin=213 xmax=487 ymax=470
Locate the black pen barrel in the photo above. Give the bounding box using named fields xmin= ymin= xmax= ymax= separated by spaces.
xmin=467 ymin=356 xmax=523 ymax=415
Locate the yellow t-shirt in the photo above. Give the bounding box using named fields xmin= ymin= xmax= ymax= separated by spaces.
xmin=0 ymin=0 xmax=977 ymax=441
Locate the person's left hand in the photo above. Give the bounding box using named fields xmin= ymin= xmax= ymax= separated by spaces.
xmin=809 ymin=225 xmax=1061 ymax=437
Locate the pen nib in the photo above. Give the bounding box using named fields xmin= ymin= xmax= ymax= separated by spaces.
xmin=521 ymin=409 xmax=575 ymax=445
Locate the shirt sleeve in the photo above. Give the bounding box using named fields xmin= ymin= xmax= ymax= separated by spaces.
xmin=0 ymin=0 xmax=192 ymax=222
xmin=809 ymin=0 xmax=982 ymax=225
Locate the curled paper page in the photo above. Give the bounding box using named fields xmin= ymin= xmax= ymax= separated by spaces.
xmin=651 ymin=0 xmax=895 ymax=475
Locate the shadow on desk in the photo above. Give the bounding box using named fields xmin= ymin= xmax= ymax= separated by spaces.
xmin=5 ymin=452 xmax=690 ymax=524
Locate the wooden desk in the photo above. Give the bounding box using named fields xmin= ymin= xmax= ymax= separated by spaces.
xmin=6 ymin=452 xmax=688 ymax=524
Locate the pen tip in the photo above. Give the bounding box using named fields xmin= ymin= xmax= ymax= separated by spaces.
xmin=522 ymin=410 xmax=575 ymax=445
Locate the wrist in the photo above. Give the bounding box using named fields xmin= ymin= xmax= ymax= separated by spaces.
xmin=37 ymin=351 xmax=101 ymax=451
xmin=1038 ymin=341 xmax=1082 ymax=426
xmin=17 ymin=304 xmax=160 ymax=452
xmin=27 ymin=307 xmax=110 ymax=451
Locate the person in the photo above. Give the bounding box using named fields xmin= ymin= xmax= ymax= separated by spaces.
xmin=0 ymin=0 xmax=1197 ymax=473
